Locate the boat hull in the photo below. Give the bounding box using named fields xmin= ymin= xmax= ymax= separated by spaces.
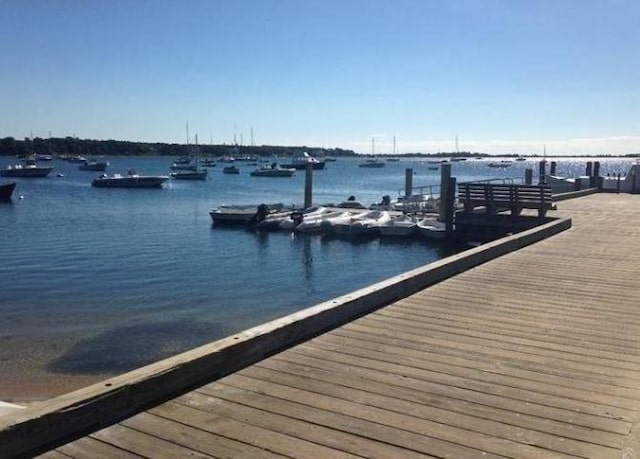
xmin=280 ymin=161 xmax=325 ymax=170
xmin=92 ymin=176 xmax=168 ymax=188
xmin=0 ymin=182 xmax=16 ymax=200
xmin=170 ymin=170 xmax=208 ymax=180
xmin=0 ymin=167 xmax=53 ymax=178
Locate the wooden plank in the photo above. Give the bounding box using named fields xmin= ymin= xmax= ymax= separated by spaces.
xmin=206 ymin=377 xmax=507 ymax=459
xmin=175 ymin=390 xmax=436 ymax=459
xmin=148 ymin=400 xmax=360 ymax=459
xmin=280 ymin=343 xmax=636 ymax=426
xmin=218 ymin=373 xmax=579 ymax=459
xmin=120 ymin=411 xmax=285 ymax=459
xmin=90 ymin=424 xmax=215 ymax=459
xmin=255 ymin=352 xmax=625 ymax=448
xmin=55 ymin=436 xmax=143 ymax=459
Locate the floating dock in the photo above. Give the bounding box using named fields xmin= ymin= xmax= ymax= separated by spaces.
xmin=4 ymin=193 xmax=640 ymax=457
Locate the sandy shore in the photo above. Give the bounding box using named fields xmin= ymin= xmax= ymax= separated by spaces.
xmin=1 ymin=372 xmax=110 ymax=404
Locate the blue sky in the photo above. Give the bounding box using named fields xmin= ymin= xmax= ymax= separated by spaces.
xmin=1 ymin=0 xmax=638 ymax=155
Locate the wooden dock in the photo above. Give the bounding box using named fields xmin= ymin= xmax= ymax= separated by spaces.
xmin=8 ymin=192 xmax=640 ymax=458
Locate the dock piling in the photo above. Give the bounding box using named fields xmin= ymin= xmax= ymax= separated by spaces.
xmin=524 ymin=168 xmax=533 ymax=185
xmin=439 ymin=163 xmax=451 ymax=221
xmin=404 ymin=168 xmax=413 ymax=198
xmin=304 ymin=162 xmax=313 ymax=208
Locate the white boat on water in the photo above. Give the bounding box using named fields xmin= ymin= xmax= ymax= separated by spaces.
xmin=209 ymin=203 xmax=288 ymax=224
xmin=333 ymin=210 xmax=391 ymax=236
xmin=0 ymin=163 xmax=53 ymax=178
xmin=250 ymin=165 xmax=295 ymax=177
xmin=416 ymin=216 xmax=446 ymax=240
xmin=378 ymin=214 xmax=417 ymax=237
xmin=280 ymin=151 xmax=326 ymax=170
xmin=1 ymin=155 xmax=53 ymax=178
xmin=92 ymin=170 xmax=169 ymax=188
xmin=293 ymin=208 xmax=347 ymax=232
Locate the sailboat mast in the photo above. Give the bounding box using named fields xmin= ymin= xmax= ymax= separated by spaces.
xmin=186 ymin=122 xmax=190 ymax=146
xmin=371 ymin=138 xmax=375 ymax=156
xmin=393 ymin=136 xmax=397 ymax=155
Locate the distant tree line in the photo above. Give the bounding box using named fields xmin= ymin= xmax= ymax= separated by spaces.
xmin=0 ymin=136 xmax=358 ymax=158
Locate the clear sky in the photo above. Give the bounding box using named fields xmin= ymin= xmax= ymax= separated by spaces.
xmin=1 ymin=0 xmax=638 ymax=155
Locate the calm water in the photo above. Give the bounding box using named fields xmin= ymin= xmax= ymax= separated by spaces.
xmin=0 ymin=155 xmax=634 ymax=385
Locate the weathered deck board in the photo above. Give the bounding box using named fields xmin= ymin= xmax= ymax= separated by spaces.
xmin=44 ymin=193 xmax=640 ymax=458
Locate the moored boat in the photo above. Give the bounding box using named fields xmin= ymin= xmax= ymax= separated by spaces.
xmin=170 ymin=169 xmax=208 ymax=180
xmin=0 ymin=182 xmax=16 ymax=200
xmin=92 ymin=170 xmax=169 ymax=188
xmin=0 ymin=161 xmax=53 ymax=178
xmin=209 ymin=203 xmax=289 ymax=225
xmin=222 ymin=165 xmax=240 ymax=174
xmin=416 ymin=216 xmax=446 ymax=239
xmin=358 ymin=159 xmax=385 ymax=168
xmin=280 ymin=151 xmax=325 ymax=170
xmin=333 ymin=210 xmax=390 ymax=236
xmin=79 ymin=159 xmax=109 ymax=171
xmin=250 ymin=165 xmax=295 ymax=177
xmin=378 ymin=214 xmax=417 ymax=237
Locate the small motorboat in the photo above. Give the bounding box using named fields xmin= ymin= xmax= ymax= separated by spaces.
xmin=487 ymin=160 xmax=512 ymax=168
xmin=209 ymin=203 xmax=288 ymax=225
xmin=78 ymin=160 xmax=109 ymax=171
xmin=92 ymin=170 xmax=169 ymax=188
xmin=1 ymin=157 xmax=53 ymax=178
xmin=378 ymin=214 xmax=417 ymax=237
xmin=416 ymin=216 xmax=446 ymax=240
xmin=358 ymin=159 xmax=385 ymax=168
xmin=293 ymin=208 xmax=346 ymax=232
xmin=280 ymin=151 xmax=326 ymax=170
xmin=170 ymin=169 xmax=208 ymax=180
xmin=334 ymin=210 xmax=391 ymax=236
xmin=222 ymin=166 xmax=240 ymax=174
xmin=250 ymin=165 xmax=295 ymax=177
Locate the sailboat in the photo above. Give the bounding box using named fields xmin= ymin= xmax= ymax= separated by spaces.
xmin=170 ymin=126 xmax=208 ymax=180
xmin=386 ymin=136 xmax=400 ymax=161
xmin=359 ymin=138 xmax=385 ymax=168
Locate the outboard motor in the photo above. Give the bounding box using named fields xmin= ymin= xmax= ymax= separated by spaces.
xmin=249 ymin=203 xmax=271 ymax=227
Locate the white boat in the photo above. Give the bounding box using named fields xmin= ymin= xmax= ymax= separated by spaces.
xmin=378 ymin=214 xmax=417 ymax=237
xmin=280 ymin=151 xmax=325 ymax=170
xmin=293 ymin=208 xmax=346 ymax=232
xmin=319 ymin=211 xmax=360 ymax=233
xmin=92 ymin=170 xmax=169 ymax=188
xmin=1 ymin=157 xmax=53 ymax=178
xmin=416 ymin=216 xmax=446 ymax=240
xmin=334 ymin=210 xmax=391 ymax=236
xmin=250 ymin=165 xmax=295 ymax=177
xmin=209 ymin=203 xmax=287 ymax=224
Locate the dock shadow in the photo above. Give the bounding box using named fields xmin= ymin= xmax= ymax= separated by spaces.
xmin=47 ymin=319 xmax=227 ymax=375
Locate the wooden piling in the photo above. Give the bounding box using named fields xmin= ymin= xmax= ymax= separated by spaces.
xmin=404 ymin=168 xmax=413 ymax=198
xmin=304 ymin=162 xmax=313 ymax=208
xmin=439 ymin=163 xmax=451 ymax=221
xmin=550 ymin=161 xmax=557 ymax=175
xmin=538 ymin=161 xmax=546 ymax=185
xmin=524 ymin=168 xmax=533 ymax=185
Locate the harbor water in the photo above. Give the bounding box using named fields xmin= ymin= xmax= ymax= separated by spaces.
xmin=0 ymin=155 xmax=634 ymax=400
